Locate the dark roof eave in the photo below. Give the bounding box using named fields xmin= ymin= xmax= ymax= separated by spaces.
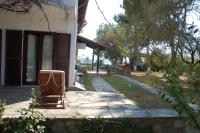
xmin=77 ymin=35 xmax=107 ymax=50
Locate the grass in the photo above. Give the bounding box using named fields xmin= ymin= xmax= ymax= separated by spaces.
xmin=131 ymin=71 xmax=200 ymax=103
xmin=131 ymin=72 xmax=166 ymax=90
xmin=101 ymin=75 xmax=170 ymax=109
xmin=80 ymin=73 xmax=96 ymax=91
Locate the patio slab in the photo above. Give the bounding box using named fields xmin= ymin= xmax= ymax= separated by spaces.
xmin=0 ymin=87 xmax=178 ymax=119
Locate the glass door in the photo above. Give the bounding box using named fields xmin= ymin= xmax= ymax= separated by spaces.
xmin=23 ymin=32 xmax=53 ymax=84
xmin=42 ymin=35 xmax=53 ymax=70
xmin=26 ymin=34 xmax=37 ymax=82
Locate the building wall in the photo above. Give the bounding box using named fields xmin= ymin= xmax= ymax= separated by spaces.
xmin=0 ymin=2 xmax=78 ymax=87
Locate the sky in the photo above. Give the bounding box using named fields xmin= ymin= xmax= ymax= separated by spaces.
xmin=80 ymin=0 xmax=124 ymax=40
xmin=78 ymin=0 xmax=124 ymax=61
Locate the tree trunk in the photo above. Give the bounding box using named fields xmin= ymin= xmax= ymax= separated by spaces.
xmin=120 ymin=57 xmax=123 ymax=66
xmin=124 ymin=57 xmax=127 ymax=65
xmin=170 ymin=39 xmax=177 ymax=66
xmin=130 ymin=58 xmax=134 ymax=70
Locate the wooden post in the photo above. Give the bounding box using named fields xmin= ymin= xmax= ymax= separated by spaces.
xmin=91 ymin=49 xmax=94 ymax=70
xmin=96 ymin=48 xmax=100 ymax=74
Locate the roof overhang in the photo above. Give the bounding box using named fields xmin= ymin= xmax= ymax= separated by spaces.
xmin=77 ymin=35 xmax=107 ymax=50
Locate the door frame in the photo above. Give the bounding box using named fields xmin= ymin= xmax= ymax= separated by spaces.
xmin=22 ymin=30 xmax=53 ymax=85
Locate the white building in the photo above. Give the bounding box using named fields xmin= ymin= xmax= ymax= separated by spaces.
xmin=0 ymin=0 xmax=89 ymax=88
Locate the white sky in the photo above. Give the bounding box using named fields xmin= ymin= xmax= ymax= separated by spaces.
xmin=80 ymin=0 xmax=124 ymax=39
xmin=78 ymin=0 xmax=124 ymax=60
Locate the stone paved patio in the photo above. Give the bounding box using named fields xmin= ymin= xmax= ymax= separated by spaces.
xmin=0 ymin=87 xmax=178 ymax=119
xmin=0 ymin=71 xmax=179 ymax=119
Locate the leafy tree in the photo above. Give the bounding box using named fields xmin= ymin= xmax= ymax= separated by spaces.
xmin=144 ymin=47 xmax=168 ymax=71
xmin=96 ymin=24 xmax=128 ymax=66
xmin=177 ymin=24 xmax=200 ymax=67
xmin=121 ymin=0 xmax=200 ymax=130
xmin=161 ymin=62 xmax=200 ymax=130
xmin=123 ymin=0 xmax=200 ymax=66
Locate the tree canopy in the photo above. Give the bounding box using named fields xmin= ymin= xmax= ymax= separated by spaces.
xmin=122 ymin=0 xmax=200 ymax=65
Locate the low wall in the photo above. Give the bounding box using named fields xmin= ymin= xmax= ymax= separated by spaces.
xmin=46 ymin=117 xmax=185 ymax=133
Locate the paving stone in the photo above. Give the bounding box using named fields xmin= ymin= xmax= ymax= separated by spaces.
xmin=1 ymin=83 xmax=178 ymax=119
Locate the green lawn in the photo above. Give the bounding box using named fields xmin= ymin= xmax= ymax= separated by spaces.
xmin=80 ymin=73 xmax=96 ymax=91
xmin=131 ymin=72 xmax=166 ymax=90
xmin=102 ymin=75 xmax=170 ymax=109
xmin=131 ymin=72 xmax=200 ymax=104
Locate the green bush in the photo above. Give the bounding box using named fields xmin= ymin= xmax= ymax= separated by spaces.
xmin=187 ymin=65 xmax=200 ymax=92
xmin=4 ymin=108 xmax=46 ymax=133
xmin=79 ymin=118 xmax=153 ymax=133
xmin=4 ymin=88 xmax=46 ymax=133
xmin=0 ymin=100 xmax=5 ymax=119
xmin=29 ymin=88 xmax=38 ymax=108
xmin=160 ymin=62 xmax=200 ymax=130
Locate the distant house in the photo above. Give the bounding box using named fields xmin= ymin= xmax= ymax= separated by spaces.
xmin=0 ymin=0 xmax=89 ymax=88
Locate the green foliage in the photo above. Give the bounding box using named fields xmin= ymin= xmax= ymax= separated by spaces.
xmin=144 ymin=48 xmax=168 ymax=71
xmin=0 ymin=100 xmax=5 ymax=119
xmin=0 ymin=99 xmax=5 ymax=129
xmin=160 ymin=62 xmax=200 ymax=130
xmin=123 ymin=0 xmax=200 ymax=65
xmin=4 ymin=89 xmax=46 ymax=133
xmin=80 ymin=118 xmax=153 ymax=133
xmin=4 ymin=108 xmax=46 ymax=133
xmin=96 ymin=24 xmax=128 ymax=66
xmin=46 ymin=117 xmax=153 ymax=133
xmin=80 ymin=73 xmax=96 ymax=91
xmin=30 ymin=88 xmax=38 ymax=108
xmin=187 ymin=65 xmax=200 ymax=92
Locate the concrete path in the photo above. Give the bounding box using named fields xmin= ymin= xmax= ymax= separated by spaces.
xmin=117 ymin=74 xmax=161 ymax=94
xmin=92 ymin=75 xmax=120 ymax=93
xmin=90 ymin=74 xmax=140 ymax=117
xmin=88 ymin=73 xmax=178 ymax=118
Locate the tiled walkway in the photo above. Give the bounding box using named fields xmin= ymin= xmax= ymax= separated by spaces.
xmin=92 ymin=75 xmax=120 ymax=93
xmin=91 ymin=74 xmax=140 ymax=117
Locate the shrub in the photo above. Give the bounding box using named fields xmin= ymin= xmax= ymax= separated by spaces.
xmin=160 ymin=62 xmax=200 ymax=130
xmin=80 ymin=118 xmax=153 ymax=133
xmin=0 ymin=99 xmax=5 ymax=131
xmin=4 ymin=108 xmax=46 ymax=133
xmin=0 ymin=100 xmax=5 ymax=119
xmin=4 ymin=88 xmax=46 ymax=133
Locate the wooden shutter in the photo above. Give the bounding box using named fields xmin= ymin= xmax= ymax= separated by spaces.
xmin=5 ymin=30 xmax=22 ymax=85
xmin=52 ymin=33 xmax=71 ymax=87
xmin=0 ymin=29 xmax=2 ymax=82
